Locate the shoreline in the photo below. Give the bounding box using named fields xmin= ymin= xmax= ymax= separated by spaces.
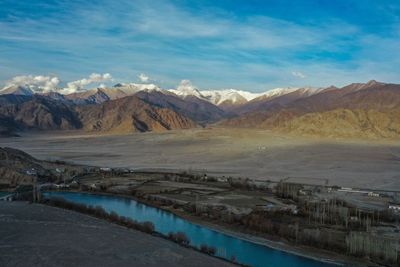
xmin=46 ymin=190 xmax=375 ymax=267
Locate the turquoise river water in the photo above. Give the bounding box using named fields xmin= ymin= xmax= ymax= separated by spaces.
xmin=43 ymin=191 xmax=339 ymax=267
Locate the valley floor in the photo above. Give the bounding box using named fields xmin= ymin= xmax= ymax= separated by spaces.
xmin=1 ymin=127 xmax=400 ymax=190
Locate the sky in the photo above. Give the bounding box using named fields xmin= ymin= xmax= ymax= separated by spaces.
xmin=0 ymin=0 xmax=399 ymax=92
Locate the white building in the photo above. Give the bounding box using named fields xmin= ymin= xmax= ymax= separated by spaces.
xmin=388 ymin=203 xmax=400 ymax=212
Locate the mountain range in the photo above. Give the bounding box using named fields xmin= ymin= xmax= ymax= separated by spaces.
xmin=0 ymin=80 xmax=399 ymax=138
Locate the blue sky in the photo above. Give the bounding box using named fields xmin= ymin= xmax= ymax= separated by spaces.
xmin=0 ymin=0 xmax=399 ymax=91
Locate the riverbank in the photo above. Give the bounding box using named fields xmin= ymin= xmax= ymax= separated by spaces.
xmin=41 ymin=195 xmax=240 ymax=266
xmin=49 ymin=190 xmax=375 ymax=267
xmin=167 ymin=207 xmax=371 ymax=267
xmin=121 ymin=194 xmax=378 ymax=267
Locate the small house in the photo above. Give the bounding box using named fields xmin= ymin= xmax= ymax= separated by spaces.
xmin=388 ymin=202 xmax=400 ymax=213
xmin=26 ymin=168 xmax=37 ymax=176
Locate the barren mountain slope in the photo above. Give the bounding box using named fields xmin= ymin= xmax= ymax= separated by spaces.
xmin=222 ymin=81 xmax=400 ymax=138
xmin=230 ymin=87 xmax=319 ymax=115
xmin=0 ymin=95 xmax=82 ymax=131
xmin=77 ymin=95 xmax=197 ymax=133
xmin=135 ymin=90 xmax=228 ymax=124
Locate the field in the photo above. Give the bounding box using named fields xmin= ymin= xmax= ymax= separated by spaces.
xmin=1 ymin=127 xmax=400 ymax=190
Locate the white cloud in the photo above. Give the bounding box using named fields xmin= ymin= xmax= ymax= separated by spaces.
xmin=4 ymin=75 xmax=60 ymax=93
xmin=169 ymin=79 xmax=204 ymax=98
xmin=65 ymin=73 xmax=113 ymax=93
xmin=177 ymin=79 xmax=196 ymax=91
xmin=138 ymin=73 xmax=150 ymax=83
xmin=1 ymin=0 xmax=399 ymax=90
xmin=292 ymin=71 xmax=306 ymax=79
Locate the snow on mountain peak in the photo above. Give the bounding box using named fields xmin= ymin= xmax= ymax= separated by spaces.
xmin=113 ymin=82 xmax=161 ymax=94
xmin=169 ymin=85 xmax=310 ymax=105
xmin=262 ymin=87 xmax=298 ymax=98
xmin=201 ymin=89 xmax=261 ymax=105
xmin=0 ymin=85 xmax=34 ymax=96
xmin=168 ymin=80 xmax=205 ymax=99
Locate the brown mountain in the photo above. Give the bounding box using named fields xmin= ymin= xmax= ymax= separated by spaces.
xmin=1 ymin=80 xmax=399 ymax=138
xmin=0 ymin=92 xmax=197 ymax=134
xmin=222 ymin=81 xmax=400 ymax=138
xmin=135 ymin=90 xmax=229 ymax=124
xmin=215 ymin=95 xmax=248 ymax=113
xmin=0 ymin=85 xmax=34 ymax=96
xmin=77 ymin=95 xmax=197 ymax=133
xmin=0 ymin=95 xmax=82 ymax=131
xmin=229 ymin=87 xmax=320 ymax=115
xmin=64 ymin=87 xmax=131 ymax=104
xmin=0 ymin=94 xmax=32 ymax=106
xmin=0 ymin=116 xmax=20 ymax=137
xmin=64 ymin=88 xmax=111 ymax=104
xmin=63 ymin=88 xmax=228 ymax=124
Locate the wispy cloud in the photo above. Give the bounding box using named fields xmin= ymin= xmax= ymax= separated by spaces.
xmin=292 ymin=71 xmax=306 ymax=79
xmin=0 ymin=0 xmax=399 ymax=90
xmin=4 ymin=75 xmax=60 ymax=93
xmin=65 ymin=73 xmax=113 ymax=93
xmin=138 ymin=73 xmax=150 ymax=83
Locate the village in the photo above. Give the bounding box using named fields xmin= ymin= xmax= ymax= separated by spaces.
xmin=3 ymin=162 xmax=399 ymax=266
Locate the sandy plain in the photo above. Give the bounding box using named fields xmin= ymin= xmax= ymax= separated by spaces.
xmin=1 ymin=128 xmax=400 ymax=190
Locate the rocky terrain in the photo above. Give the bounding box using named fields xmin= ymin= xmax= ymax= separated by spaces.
xmin=1 ymin=80 xmax=400 ymax=138
xmin=0 ymin=92 xmax=198 ymax=134
xmin=222 ymin=81 xmax=400 ymax=138
xmin=0 ymin=95 xmax=82 ymax=134
xmin=77 ymin=95 xmax=197 ymax=133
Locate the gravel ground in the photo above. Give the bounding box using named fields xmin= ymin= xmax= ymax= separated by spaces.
xmin=0 ymin=202 xmax=233 ymax=267
xmin=2 ymin=128 xmax=400 ymax=190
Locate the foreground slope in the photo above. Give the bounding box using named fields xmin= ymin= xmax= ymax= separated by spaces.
xmin=0 ymin=202 xmax=232 ymax=267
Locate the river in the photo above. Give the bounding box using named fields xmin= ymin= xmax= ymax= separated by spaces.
xmin=43 ymin=191 xmax=338 ymax=267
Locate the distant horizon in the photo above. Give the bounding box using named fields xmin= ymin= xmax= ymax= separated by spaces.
xmin=0 ymin=73 xmax=392 ymax=95
xmin=1 ymin=0 xmax=399 ymax=91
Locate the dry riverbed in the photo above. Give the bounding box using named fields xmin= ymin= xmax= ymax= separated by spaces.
xmin=2 ymin=128 xmax=400 ymax=190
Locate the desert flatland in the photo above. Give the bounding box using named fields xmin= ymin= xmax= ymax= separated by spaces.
xmin=3 ymin=128 xmax=399 ymax=190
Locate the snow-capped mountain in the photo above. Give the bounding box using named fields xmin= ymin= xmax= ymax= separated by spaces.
xmin=0 ymin=78 xmax=320 ymax=111
xmin=201 ymin=89 xmax=262 ymax=105
xmin=168 ymin=80 xmax=205 ymax=99
xmin=0 ymin=85 xmax=34 ymax=96
xmin=166 ymin=80 xmax=304 ymax=107
xmin=259 ymin=87 xmax=298 ymax=99
xmin=113 ymin=82 xmax=161 ymax=95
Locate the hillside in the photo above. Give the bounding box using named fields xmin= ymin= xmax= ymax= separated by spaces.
xmin=77 ymin=95 xmax=197 ymax=133
xmin=0 ymin=95 xmax=82 ymax=131
xmin=136 ymin=91 xmax=228 ymax=124
xmin=0 ymin=94 xmax=198 ymax=134
xmin=222 ymin=81 xmax=400 ymax=138
xmin=1 ymin=80 xmax=399 ymax=139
